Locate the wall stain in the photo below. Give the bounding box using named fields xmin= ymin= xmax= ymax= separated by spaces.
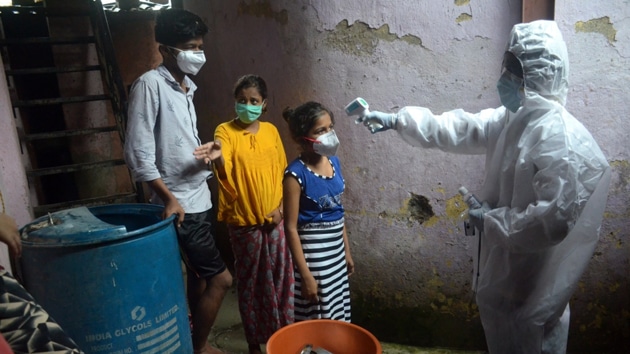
xmin=350 ymin=190 xmax=470 ymax=228
xmin=423 ymin=214 xmax=441 ymax=227
xmin=325 ymin=19 xmax=424 ymax=57
xmin=353 ymin=166 xmax=369 ymax=177
xmin=585 ymin=301 xmax=607 ymax=330
xmin=610 ymin=159 xmax=630 ymax=190
xmin=237 ymin=0 xmax=288 ymax=25
xmin=407 ymin=193 xmax=435 ymax=225
xmin=352 ymin=277 xmax=483 ymax=348
xmin=445 ymin=194 xmax=467 ymax=222
xmin=372 ymin=193 xmax=435 ymax=226
xmin=616 ymin=236 xmax=624 ymax=250
xmin=456 ymin=13 xmax=473 ymax=23
xmin=575 ymin=16 xmax=616 ymax=44
xmin=454 ymin=0 xmax=470 ymax=5
xmin=608 ymin=282 xmax=620 ymax=292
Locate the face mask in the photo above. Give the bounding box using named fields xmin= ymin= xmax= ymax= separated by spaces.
xmin=168 ymin=46 xmax=206 ymax=75
xmin=497 ymin=71 xmax=524 ymax=113
xmin=235 ymin=102 xmax=264 ymax=124
xmin=304 ymin=130 xmax=340 ymax=156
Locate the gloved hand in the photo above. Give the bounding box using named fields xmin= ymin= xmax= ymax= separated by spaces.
xmin=468 ymin=201 xmax=491 ymax=233
xmin=359 ymin=111 xmax=397 ymax=134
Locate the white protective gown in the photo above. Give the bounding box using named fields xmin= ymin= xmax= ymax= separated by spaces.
xmin=392 ymin=21 xmax=611 ymax=353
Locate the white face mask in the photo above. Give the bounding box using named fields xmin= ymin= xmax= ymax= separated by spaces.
xmin=169 ymin=46 xmax=206 ymax=75
xmin=307 ymin=130 xmax=340 ymax=156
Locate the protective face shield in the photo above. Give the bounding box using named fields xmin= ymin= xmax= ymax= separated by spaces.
xmin=303 ymin=130 xmax=340 ymax=156
xmin=235 ymin=102 xmax=264 ymax=124
xmin=168 ymin=46 xmax=206 ymax=75
xmin=497 ymin=70 xmax=524 ymax=113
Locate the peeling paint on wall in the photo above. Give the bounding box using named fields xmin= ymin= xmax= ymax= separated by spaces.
xmin=456 ymin=13 xmax=473 ymax=23
xmin=610 ymin=160 xmax=630 ymax=189
xmin=575 ymin=17 xmax=616 ymax=44
xmin=350 ymin=191 xmax=464 ymax=229
xmin=378 ymin=193 xmax=438 ymax=227
xmin=237 ymin=0 xmax=288 ymax=25
xmin=407 ymin=193 xmax=434 ymax=224
xmin=325 ymin=20 xmax=424 ymax=57
xmin=454 ymin=0 xmax=473 ymax=24
xmin=445 ymin=194 xmax=467 ymax=222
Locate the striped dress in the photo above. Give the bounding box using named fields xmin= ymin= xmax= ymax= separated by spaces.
xmin=285 ymin=156 xmax=351 ymax=321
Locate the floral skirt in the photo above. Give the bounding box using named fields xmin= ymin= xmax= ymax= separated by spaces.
xmin=228 ymin=221 xmax=294 ymax=344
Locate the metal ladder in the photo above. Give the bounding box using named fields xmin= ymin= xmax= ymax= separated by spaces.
xmin=0 ymin=0 xmax=142 ymax=217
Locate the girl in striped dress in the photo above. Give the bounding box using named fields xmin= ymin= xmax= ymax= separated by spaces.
xmin=282 ymin=101 xmax=354 ymax=322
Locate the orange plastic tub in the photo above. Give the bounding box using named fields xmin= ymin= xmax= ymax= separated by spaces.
xmin=266 ymin=319 xmax=382 ymax=354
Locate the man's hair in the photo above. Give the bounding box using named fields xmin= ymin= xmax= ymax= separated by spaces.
xmin=154 ymin=9 xmax=208 ymax=46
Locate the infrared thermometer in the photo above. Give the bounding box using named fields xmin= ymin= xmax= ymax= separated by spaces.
xmin=344 ymin=97 xmax=370 ymax=124
xmin=345 ymin=97 xmax=383 ymax=131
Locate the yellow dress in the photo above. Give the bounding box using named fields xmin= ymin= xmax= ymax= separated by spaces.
xmin=214 ymin=120 xmax=287 ymax=226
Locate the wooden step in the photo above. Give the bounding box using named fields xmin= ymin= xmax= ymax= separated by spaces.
xmin=27 ymin=159 xmax=127 ymax=177
xmin=21 ymin=126 xmax=119 ymax=141
xmin=13 ymin=94 xmax=110 ymax=107
xmin=0 ymin=36 xmax=95 ymax=45
xmin=6 ymin=65 xmax=102 ymax=76
xmin=0 ymin=5 xmax=91 ymax=18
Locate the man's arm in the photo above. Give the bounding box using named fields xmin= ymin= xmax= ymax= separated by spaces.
xmin=124 ymin=77 xmax=184 ymax=226
xmin=146 ymin=179 xmax=185 ymax=227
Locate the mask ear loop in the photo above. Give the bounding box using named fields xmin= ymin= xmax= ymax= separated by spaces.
xmin=302 ymin=136 xmax=317 ymax=144
xmin=301 ymin=136 xmax=317 ymax=153
xmin=159 ymin=44 xmax=179 ymax=61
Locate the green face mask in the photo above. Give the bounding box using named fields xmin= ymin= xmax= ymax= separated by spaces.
xmin=235 ymin=102 xmax=263 ymax=124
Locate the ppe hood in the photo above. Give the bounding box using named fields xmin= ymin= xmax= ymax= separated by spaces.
xmin=505 ymin=20 xmax=569 ymax=106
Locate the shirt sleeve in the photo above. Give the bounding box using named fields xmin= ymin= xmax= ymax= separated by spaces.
xmin=214 ymin=124 xmax=238 ymax=204
xmin=124 ymin=78 xmax=161 ymax=182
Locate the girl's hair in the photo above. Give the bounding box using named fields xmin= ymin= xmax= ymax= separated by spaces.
xmin=233 ymin=74 xmax=268 ymax=100
xmin=155 ymin=9 xmax=208 ymax=47
xmin=282 ymin=101 xmax=334 ymax=144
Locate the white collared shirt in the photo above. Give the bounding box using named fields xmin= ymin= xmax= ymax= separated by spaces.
xmin=124 ymin=65 xmax=212 ymax=213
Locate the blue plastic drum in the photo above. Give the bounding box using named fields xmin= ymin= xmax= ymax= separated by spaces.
xmin=18 ymin=204 xmax=192 ymax=354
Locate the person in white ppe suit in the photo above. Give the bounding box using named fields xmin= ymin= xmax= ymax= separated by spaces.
xmin=359 ymin=20 xmax=611 ymax=354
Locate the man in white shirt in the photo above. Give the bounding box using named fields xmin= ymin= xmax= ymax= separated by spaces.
xmin=124 ymin=9 xmax=232 ymax=354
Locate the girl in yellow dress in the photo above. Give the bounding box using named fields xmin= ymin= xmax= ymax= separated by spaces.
xmin=194 ymin=75 xmax=294 ymax=354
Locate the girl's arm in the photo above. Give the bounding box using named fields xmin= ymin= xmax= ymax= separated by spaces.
xmin=283 ymin=175 xmax=318 ymax=303
xmin=210 ymin=129 xmax=228 ymax=181
xmin=342 ymin=223 xmax=354 ymax=276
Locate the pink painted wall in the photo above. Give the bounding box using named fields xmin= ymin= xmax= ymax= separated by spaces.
xmin=0 ymin=54 xmax=32 ymax=269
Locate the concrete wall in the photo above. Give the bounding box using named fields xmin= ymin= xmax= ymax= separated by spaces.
xmin=555 ymin=1 xmax=630 ymax=351
xmin=183 ymin=0 xmax=629 ymax=351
